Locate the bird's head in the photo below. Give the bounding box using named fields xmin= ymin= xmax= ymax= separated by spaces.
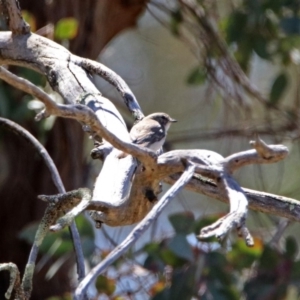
xmin=146 ymin=112 xmax=177 ymax=131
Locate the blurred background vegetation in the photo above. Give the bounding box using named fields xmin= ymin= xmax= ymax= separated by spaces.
xmin=1 ymin=0 xmax=300 ymax=299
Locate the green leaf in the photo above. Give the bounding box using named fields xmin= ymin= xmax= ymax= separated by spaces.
xmin=291 ymin=261 xmax=300 ymax=279
xmin=269 ymin=73 xmax=288 ymax=106
xmin=170 ymin=10 xmax=183 ymax=36
xmin=168 ymin=234 xmax=194 ymax=262
xmin=204 ymin=281 xmax=239 ymax=300
xmin=151 ymin=288 xmax=169 ymax=300
xmin=81 ymin=237 xmax=95 ymax=257
xmin=53 ymin=236 xmax=73 ymax=256
xmin=186 ymin=67 xmax=207 ymax=85
xmin=143 ymin=255 xmax=165 ymax=273
xmin=169 ymin=266 xmax=196 ymax=300
xmin=18 ymin=222 xmax=73 ymax=256
xmin=46 ymin=293 xmax=72 ymax=300
xmin=280 ymin=17 xmax=300 ymax=35
xmin=253 ymin=36 xmax=270 ymax=60
xmin=21 ymin=10 xmax=36 ymax=32
xmin=160 ymin=248 xmax=188 ymax=268
xmin=227 ymin=237 xmax=263 ymax=270
xmin=205 ymin=252 xmax=233 ymax=285
xmin=55 ymin=18 xmax=78 ymax=40
xmin=259 ymin=245 xmax=280 ymax=270
xmin=144 ymin=242 xmax=161 ymax=254
xmin=169 ymin=212 xmax=194 ymax=234
xmin=225 ymin=11 xmax=248 ymax=43
xmin=75 ymin=215 xmax=94 ymax=238
xmin=18 ymin=222 xmax=39 ymax=244
xmin=95 ymin=275 xmax=116 ymax=296
xmin=285 ymin=236 xmax=298 ymax=259
xmin=17 ymin=67 xmax=46 ymax=87
xmin=244 ymin=281 xmax=275 ymax=300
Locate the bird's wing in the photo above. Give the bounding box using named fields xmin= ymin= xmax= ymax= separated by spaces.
xmin=130 ymin=120 xmax=165 ymax=148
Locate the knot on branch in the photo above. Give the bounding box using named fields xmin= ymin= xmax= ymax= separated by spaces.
xmin=91 ymin=143 xmax=112 ymax=160
xmin=38 ymin=188 xmax=92 ymax=232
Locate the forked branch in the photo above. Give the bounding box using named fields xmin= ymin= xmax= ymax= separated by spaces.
xmin=74 ymin=163 xmax=195 ymax=300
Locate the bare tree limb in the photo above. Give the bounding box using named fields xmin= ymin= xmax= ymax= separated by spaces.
xmin=48 ymin=140 xmax=289 ymax=246
xmin=0 ymin=31 xmax=294 ymax=238
xmin=1 ymin=0 xmax=30 ymax=34
xmin=0 ymin=66 xmax=155 ymax=165
xmin=0 ymin=117 xmax=63 ymax=190
xmin=199 ymin=174 xmax=252 ymax=246
xmin=74 ymin=163 xmax=196 ymax=300
xmin=0 ymin=4 xmax=297 ymax=298
xmin=164 ymin=174 xmax=300 ymax=222
xmin=225 ymin=137 xmax=289 ymax=173
xmin=0 ymin=117 xmax=86 ymax=297
xmin=0 ymin=263 xmax=24 ymax=299
xmin=0 ymin=29 xmax=159 ymax=228
xmin=156 ymin=143 xmax=287 ymax=245
xmin=0 ymin=1 xmax=297 ymax=300
xmin=78 ymin=57 xmax=144 ymax=120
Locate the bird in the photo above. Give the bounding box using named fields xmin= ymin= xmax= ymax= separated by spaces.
xmin=129 ymin=112 xmax=177 ymax=152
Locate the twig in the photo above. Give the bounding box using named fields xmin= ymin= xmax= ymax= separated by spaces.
xmin=158 ymin=145 xmax=288 ymax=244
xmin=198 ymin=174 xmax=253 ymax=246
xmin=73 ymin=163 xmax=196 ymax=300
xmin=0 ymin=67 xmax=58 ymax=116
xmin=165 ymin=173 xmax=300 ymax=220
xmin=0 ymin=118 xmax=86 ymax=294
xmin=168 ymin=123 xmax=298 ymax=143
xmin=269 ymin=219 xmax=290 ymax=248
xmin=0 ymin=67 xmax=155 ymax=165
xmin=1 ymin=0 xmax=30 ymax=34
xmin=47 ymin=189 xmax=93 ymax=232
xmin=0 ymin=117 xmax=63 ymax=190
xmin=0 ymin=67 xmax=287 ymax=244
xmin=179 ymin=0 xmax=270 ymax=105
xmin=0 ymin=263 xmax=24 ymax=299
xmin=77 ymin=57 xmax=144 ymax=120
xmin=225 ymin=137 xmax=289 ymax=173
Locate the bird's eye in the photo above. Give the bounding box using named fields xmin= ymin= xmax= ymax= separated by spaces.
xmin=162 ymin=116 xmax=167 ymax=120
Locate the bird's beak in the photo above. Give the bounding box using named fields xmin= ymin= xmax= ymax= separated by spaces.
xmin=170 ymin=118 xmax=177 ymax=123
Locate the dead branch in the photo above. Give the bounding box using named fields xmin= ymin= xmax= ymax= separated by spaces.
xmin=0 ymin=117 xmax=86 ymax=298
xmin=0 ymin=1 xmax=293 ymax=240
xmin=0 ymin=0 xmax=298 ymax=299
xmin=74 ymin=163 xmax=196 ymax=300
xmin=78 ymin=57 xmax=144 ymax=120
xmin=0 ymin=263 xmax=24 ymax=299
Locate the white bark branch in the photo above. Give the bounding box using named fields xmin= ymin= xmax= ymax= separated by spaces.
xmin=78 ymin=57 xmax=144 ymax=120
xmin=0 ymin=0 xmax=297 ymax=299
xmin=74 ymin=163 xmax=196 ymax=300
xmin=0 ymin=263 xmax=23 ymax=299
xmin=0 ymin=30 xmax=293 ymax=236
xmin=0 ymin=66 xmax=155 ymax=164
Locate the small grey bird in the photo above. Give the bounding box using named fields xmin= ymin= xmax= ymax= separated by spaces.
xmin=130 ymin=112 xmax=177 ymax=151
